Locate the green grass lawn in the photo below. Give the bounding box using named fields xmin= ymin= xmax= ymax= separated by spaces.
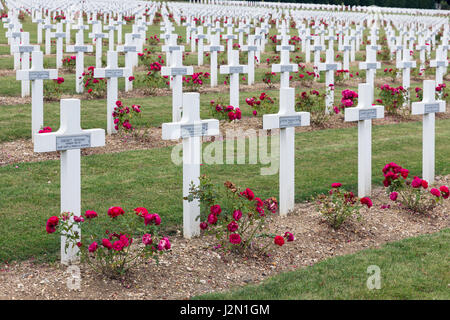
xmin=194 ymin=229 xmax=450 ymax=300
xmin=0 ymin=119 xmax=449 ymax=263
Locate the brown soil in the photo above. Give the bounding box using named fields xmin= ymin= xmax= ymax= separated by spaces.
xmin=0 ymin=175 xmax=448 ymax=300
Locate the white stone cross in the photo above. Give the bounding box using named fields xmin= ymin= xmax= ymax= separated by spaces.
xmin=340 ymin=35 xmax=351 ymax=76
xmin=161 ymin=50 xmax=194 ymax=122
xmin=263 ymin=88 xmax=310 ymax=216
xmin=272 ymin=37 xmax=298 ymax=88
xmin=205 ymin=33 xmax=224 ymax=87
xmin=396 ymin=48 xmax=416 ymax=105
xmin=43 ymin=20 xmax=55 ymax=55
xmin=50 ymin=23 xmax=67 ymax=68
xmin=430 ymin=46 xmax=448 ymax=86
xmin=411 ymin=80 xmax=446 ymax=184
xmin=33 ymin=16 xmax=46 ymax=44
xmin=318 ymin=48 xmax=341 ymax=113
xmin=162 ymin=93 xmax=219 ymax=238
xmin=311 ymin=36 xmax=324 ymax=74
xmin=104 ymin=21 xmax=117 ymax=51
xmin=8 ymin=26 xmax=22 ymax=70
xmin=117 ymin=33 xmax=139 ymax=92
xmin=12 ymin=32 xmax=39 ymax=97
xmin=66 ymin=32 xmax=93 ymax=93
xmin=359 ymin=45 xmax=380 ymax=88
xmin=223 ymin=25 xmax=237 ymax=63
xmin=416 ymin=37 xmax=428 ymax=71
xmin=344 ymin=83 xmax=384 ymax=197
xmin=220 ymin=50 xmax=248 ymax=108
xmin=34 ymin=99 xmax=105 ymax=265
xmin=162 ymin=33 xmax=184 ymax=68
xmin=89 ymin=23 xmax=107 ymax=68
xmin=16 ymin=51 xmax=58 ymax=141
xmin=242 ymin=34 xmax=259 ymax=85
xmin=190 ymin=25 xmax=198 ymax=53
xmin=93 ymin=51 xmax=131 ymax=134
xmin=194 ymin=26 xmax=207 ymax=66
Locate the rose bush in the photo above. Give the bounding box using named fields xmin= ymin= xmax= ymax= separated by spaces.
xmin=245 ymin=92 xmax=276 ymax=116
xmin=44 ymin=77 xmax=65 ymax=101
xmin=315 ymin=183 xmax=373 ymax=229
xmin=209 ymin=99 xmax=241 ymax=122
xmin=45 ymin=206 xmax=170 ymax=278
xmin=187 ymin=175 xmax=293 ymax=255
xmin=81 ymin=66 xmax=106 ymax=98
xmin=382 ymin=162 xmax=448 ymax=213
xmin=377 ymin=84 xmax=407 ymax=116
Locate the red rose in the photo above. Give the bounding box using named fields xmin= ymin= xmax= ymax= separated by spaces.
xmin=439 ymin=185 xmax=449 ymax=199
xmin=229 ymin=233 xmax=241 ymax=244
xmin=274 ymin=235 xmax=285 ymax=246
xmin=360 ymin=197 xmax=373 ymax=208
xmin=227 ymin=221 xmax=239 ymax=232
xmin=107 ymin=206 xmax=124 ymax=218
xmin=421 ymin=180 xmax=428 ymax=189
xmin=102 ymin=238 xmax=113 ymax=250
xmin=210 ymin=205 xmax=222 ymax=216
xmin=84 ymin=210 xmax=97 ymax=219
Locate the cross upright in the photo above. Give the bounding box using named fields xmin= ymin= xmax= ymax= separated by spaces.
xmin=411 ymin=80 xmax=446 ymax=184
xmin=16 ymin=51 xmax=58 ymax=141
xmin=303 ymin=28 xmax=312 ymax=63
xmin=205 ymin=33 xmax=224 ymax=87
xmin=117 ymin=33 xmax=139 ymax=92
xmin=115 ymin=16 xmax=126 ymax=45
xmin=162 ymin=93 xmax=219 ymax=238
xmin=104 ymin=21 xmax=117 ymax=51
xmin=162 ymin=33 xmax=184 ymax=68
xmin=359 ymin=45 xmax=380 ymax=88
xmin=50 ymin=23 xmax=67 ymax=68
xmin=311 ymin=36 xmax=324 ymax=73
xmin=89 ymin=23 xmax=107 ymax=68
xmin=345 ymin=83 xmax=384 ymax=197
xmin=161 ymin=50 xmax=194 ymax=122
xmin=416 ymin=37 xmax=428 ymax=71
xmin=194 ymin=26 xmax=207 ymax=66
xmin=318 ymin=48 xmax=341 ymax=113
xmin=93 ymin=51 xmax=132 ymax=134
xmin=220 ymin=50 xmax=248 ymax=108
xmin=430 ymin=46 xmax=448 ymax=86
xmin=223 ymin=25 xmax=237 ymax=63
xmin=67 ymin=31 xmax=93 ymax=93
xmin=242 ymin=34 xmax=259 ymax=85
xmin=33 ymin=15 xmax=46 ymax=44
xmin=9 ymin=26 xmax=22 ymax=70
xmin=190 ymin=24 xmax=198 ymax=53
xmin=340 ymin=35 xmax=351 ymax=77
xmin=396 ymin=47 xmax=416 ymax=105
xmin=43 ymin=19 xmax=55 ymax=55
xmin=263 ymin=87 xmax=310 ymax=216
xmin=34 ymin=99 xmax=105 ymax=265
xmin=272 ymin=36 xmax=298 ymax=88
xmin=12 ymin=32 xmax=39 ymax=97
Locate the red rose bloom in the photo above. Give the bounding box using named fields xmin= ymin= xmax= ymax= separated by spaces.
xmin=229 ymin=233 xmax=241 ymax=244
xmin=274 ymin=235 xmax=285 ymax=246
xmin=360 ymin=197 xmax=373 ymax=208
xmin=439 ymin=185 xmax=449 ymax=199
xmin=108 ymin=206 xmax=124 ymax=218
xmin=210 ymin=204 xmax=222 ymax=216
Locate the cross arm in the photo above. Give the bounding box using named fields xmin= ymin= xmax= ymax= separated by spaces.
xmin=359 ymin=61 xmax=381 ymax=70
xmin=162 ymin=120 xmax=219 ymax=140
xmin=345 ymin=105 xmax=384 ymax=122
xmin=219 ymin=65 xmax=248 ymax=74
xmin=412 ymin=100 xmax=445 ymax=115
xmin=34 ymin=128 xmax=105 ymax=153
xmin=66 ymin=44 xmax=94 ymax=53
xmin=263 ymin=112 xmax=310 ymax=130
xmin=94 ymin=67 xmax=132 ymax=78
xmin=161 ymin=66 xmax=194 ymax=77
xmin=16 ymin=69 xmax=58 ymax=81
xmin=317 ymin=62 xmax=341 ymax=72
xmin=205 ymin=44 xmax=224 ymax=52
xmin=272 ymin=63 xmax=299 ymax=73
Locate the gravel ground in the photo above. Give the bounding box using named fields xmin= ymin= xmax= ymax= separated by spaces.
xmin=0 ymin=175 xmax=448 ymax=300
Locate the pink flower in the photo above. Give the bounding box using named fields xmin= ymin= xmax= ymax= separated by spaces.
xmin=102 ymin=238 xmax=113 ymax=250
xmin=200 ymin=222 xmax=208 ymax=230
xmin=134 ymin=207 xmax=148 ymax=217
xmin=210 ymin=204 xmax=222 ymax=216
xmin=142 ymin=234 xmax=152 ymax=245
xmin=144 ymin=213 xmax=161 ymax=226
xmin=411 ymin=176 xmax=422 ymax=188
xmin=233 ymin=210 xmax=242 ymax=221
xmin=112 ymin=240 xmax=124 ymax=251
xmin=331 ymin=183 xmax=342 ymax=188
xmin=390 ymin=192 xmax=398 ymax=201
xmin=208 ymin=213 xmax=218 ymax=224
xmin=84 ymin=210 xmax=97 ymax=219
xmin=360 ymin=197 xmax=373 ymax=208
xmin=229 ymin=233 xmax=241 ymax=244
xmin=107 ymin=206 xmax=124 ymax=218
xmin=439 ymin=185 xmax=449 ymax=199
xmin=227 ymin=221 xmax=239 ymax=232
xmin=157 ymin=237 xmax=171 ymax=251
xmin=430 ymin=188 xmax=441 ymax=197
xmin=240 ymin=188 xmax=255 ymax=201
xmin=88 ymin=242 xmax=98 ymax=253
xmin=284 ymin=232 xmax=295 ymax=242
